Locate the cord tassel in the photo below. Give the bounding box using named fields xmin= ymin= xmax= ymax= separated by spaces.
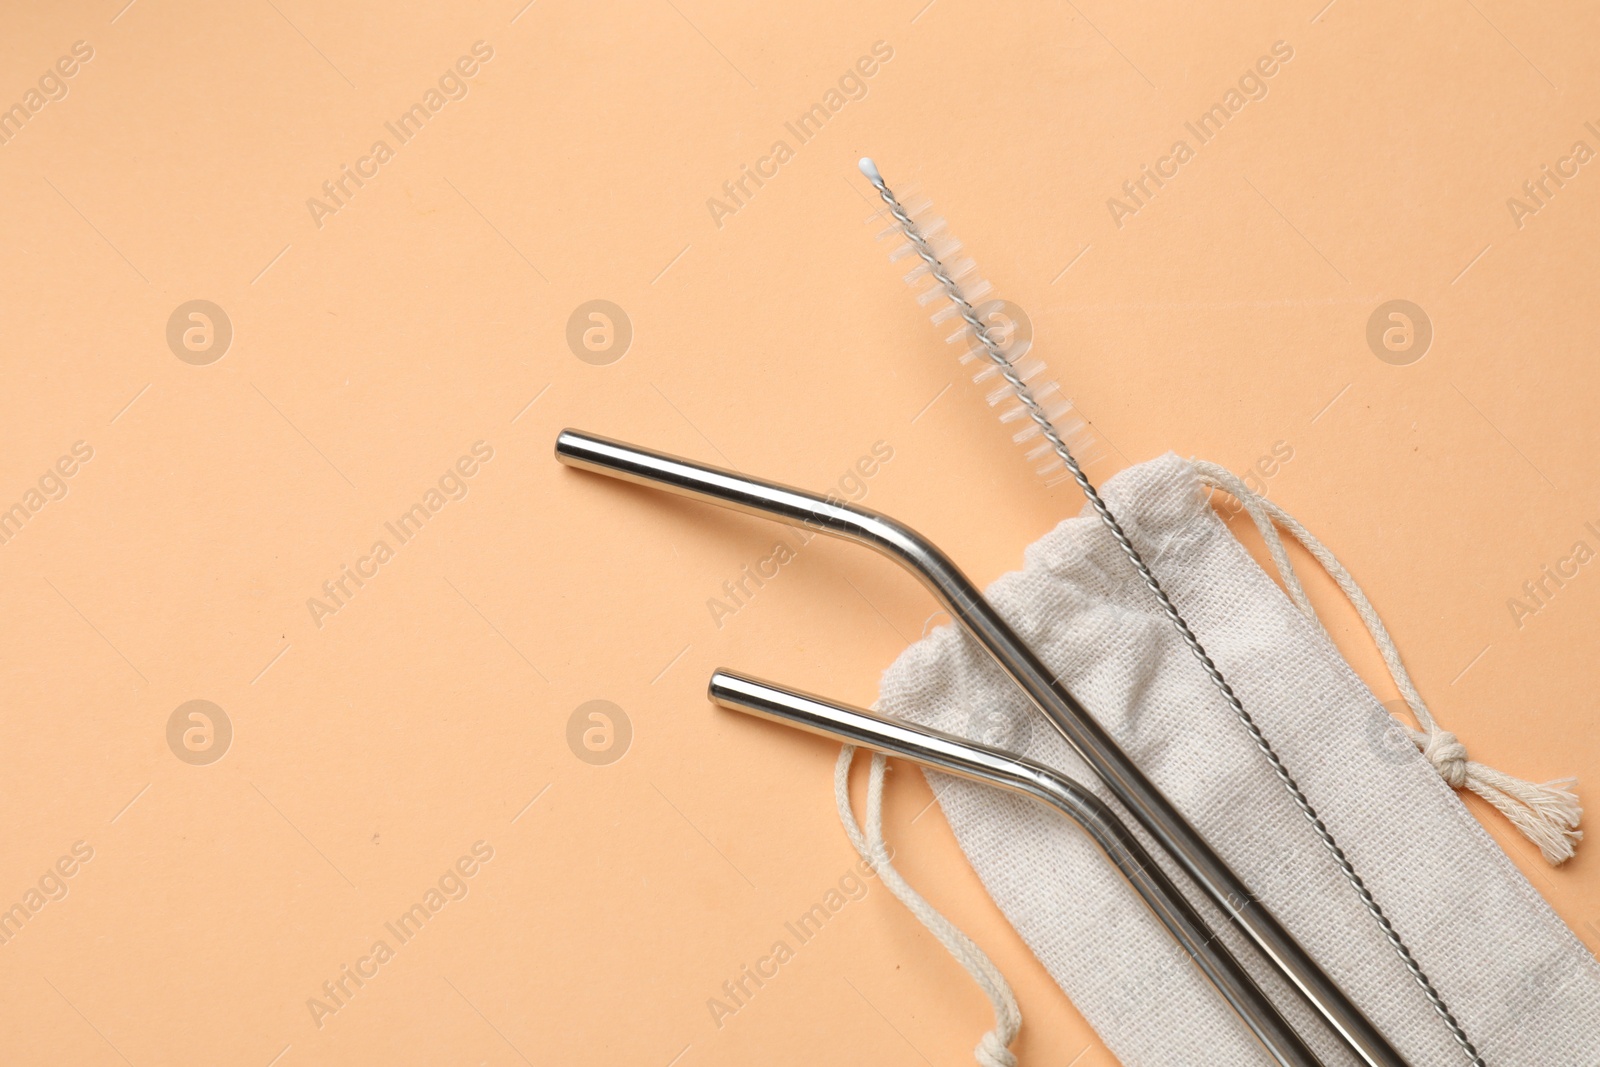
xmin=1194 ymin=459 xmax=1583 ymax=865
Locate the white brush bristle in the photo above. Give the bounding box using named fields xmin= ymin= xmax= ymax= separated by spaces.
xmin=866 ymin=180 xmax=1101 ymax=482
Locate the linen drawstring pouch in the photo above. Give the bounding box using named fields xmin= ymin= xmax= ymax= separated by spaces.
xmin=835 ymin=452 xmax=1600 ymax=1066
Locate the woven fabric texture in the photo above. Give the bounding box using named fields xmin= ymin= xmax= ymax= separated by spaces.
xmin=878 ymin=453 xmax=1600 ymax=1066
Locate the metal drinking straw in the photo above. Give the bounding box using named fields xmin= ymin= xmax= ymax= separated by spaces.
xmin=554 ymin=427 xmax=1410 ymax=1067
xmin=708 ymin=669 xmax=1326 ymax=1067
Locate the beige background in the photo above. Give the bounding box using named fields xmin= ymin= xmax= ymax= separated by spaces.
xmin=1 ymin=0 xmax=1596 ymax=1063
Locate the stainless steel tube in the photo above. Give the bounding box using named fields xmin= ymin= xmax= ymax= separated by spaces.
xmin=554 ymin=428 xmax=1408 ymax=1067
xmin=709 ymin=669 xmax=1326 ymax=1067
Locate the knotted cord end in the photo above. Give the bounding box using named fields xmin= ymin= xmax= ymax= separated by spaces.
xmin=1411 ymin=727 xmax=1582 ymax=863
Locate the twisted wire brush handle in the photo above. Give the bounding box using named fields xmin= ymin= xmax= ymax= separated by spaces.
xmin=860 ymin=157 xmax=1485 ymax=1067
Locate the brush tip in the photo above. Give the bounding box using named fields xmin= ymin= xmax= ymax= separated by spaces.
xmin=857 ymin=157 xmax=883 ymax=185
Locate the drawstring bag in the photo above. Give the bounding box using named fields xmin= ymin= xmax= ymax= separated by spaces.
xmin=836 ymin=452 xmax=1598 ymax=1066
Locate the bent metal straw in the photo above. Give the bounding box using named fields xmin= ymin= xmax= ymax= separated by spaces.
xmin=708 ymin=669 xmax=1326 ymax=1067
xmin=553 ymin=427 xmax=1410 ymax=1067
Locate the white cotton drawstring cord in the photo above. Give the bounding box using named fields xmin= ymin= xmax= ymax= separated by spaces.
xmin=835 ymin=742 xmax=1022 ymax=1067
xmin=1194 ymin=459 xmax=1584 ymax=865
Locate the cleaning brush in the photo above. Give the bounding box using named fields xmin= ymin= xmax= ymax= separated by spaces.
xmin=863 ymin=159 xmax=1100 ymax=486
xmin=858 ymin=155 xmax=1487 ymax=1066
